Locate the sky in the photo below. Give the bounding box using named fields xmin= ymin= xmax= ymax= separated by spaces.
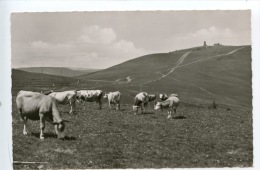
xmin=11 ymin=10 xmax=251 ymax=69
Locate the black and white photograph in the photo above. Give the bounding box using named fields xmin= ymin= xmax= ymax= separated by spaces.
xmin=1 ymin=1 xmax=260 ymax=170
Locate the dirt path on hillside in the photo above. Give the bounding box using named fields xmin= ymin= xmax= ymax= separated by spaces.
xmin=139 ymin=51 xmax=192 ymax=85
xmin=158 ymin=47 xmax=245 ymax=73
xmin=177 ymin=47 xmax=245 ymax=68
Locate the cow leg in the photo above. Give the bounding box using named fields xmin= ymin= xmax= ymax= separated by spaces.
xmin=99 ymin=101 xmax=102 ymax=109
xmin=116 ymin=102 xmax=120 ymax=111
xmin=69 ymin=100 xmax=75 ymax=114
xmin=173 ymin=108 xmax=177 ymax=117
xmin=19 ymin=108 xmax=29 ymax=135
xmin=22 ymin=116 xmax=28 ymax=135
xmin=72 ymin=98 xmax=76 ymax=114
xmin=167 ymin=110 xmax=172 ymax=119
xmin=108 ymin=101 xmax=112 ymax=109
xmin=69 ymin=101 xmax=73 ymax=114
xmin=141 ymin=103 xmax=144 ymax=114
xmin=83 ymin=101 xmax=85 ymax=110
xmin=143 ymin=103 xmax=148 ymax=114
xmin=39 ymin=114 xmax=45 ymax=140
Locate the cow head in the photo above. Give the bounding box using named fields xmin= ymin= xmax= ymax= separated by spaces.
xmin=53 ymin=120 xmax=69 ymax=139
xmin=103 ymin=93 xmax=108 ymax=99
xmin=154 ymin=102 xmax=162 ymax=111
xmin=133 ymin=105 xmax=139 ymax=113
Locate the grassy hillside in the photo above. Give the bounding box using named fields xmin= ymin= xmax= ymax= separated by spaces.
xmin=78 ymin=45 xmax=252 ymax=109
xmin=12 ymin=69 xmax=111 ymax=96
xmin=17 ymin=67 xmax=99 ymax=77
xmin=79 ymin=52 xmax=185 ymax=80
xmin=12 ymin=69 xmax=75 ymax=94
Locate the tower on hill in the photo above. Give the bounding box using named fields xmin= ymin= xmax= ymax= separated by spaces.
xmin=203 ymin=41 xmax=207 ymax=50
xmin=203 ymin=41 xmax=207 ymax=47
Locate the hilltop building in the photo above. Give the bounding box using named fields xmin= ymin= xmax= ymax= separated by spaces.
xmin=214 ymin=43 xmax=222 ymax=46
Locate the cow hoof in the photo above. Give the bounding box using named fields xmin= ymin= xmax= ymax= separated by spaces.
xmin=167 ymin=116 xmax=172 ymax=119
xmin=23 ymin=131 xmax=28 ymax=135
xmin=40 ymin=136 xmax=45 ymax=140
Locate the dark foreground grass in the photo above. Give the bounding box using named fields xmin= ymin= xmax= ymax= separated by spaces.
xmin=12 ymin=98 xmax=252 ymax=169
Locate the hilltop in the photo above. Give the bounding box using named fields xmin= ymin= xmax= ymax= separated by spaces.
xmin=79 ymin=45 xmax=252 ymax=109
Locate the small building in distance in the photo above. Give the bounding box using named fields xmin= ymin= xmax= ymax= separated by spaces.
xmin=214 ymin=43 xmax=222 ymax=46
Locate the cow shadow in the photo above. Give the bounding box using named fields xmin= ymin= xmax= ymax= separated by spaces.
xmin=62 ymin=136 xmax=77 ymax=141
xmin=173 ymin=115 xmax=187 ymax=119
xmin=141 ymin=111 xmax=155 ymax=115
xmin=31 ymin=132 xmax=76 ymax=140
xmin=31 ymin=132 xmax=57 ymax=139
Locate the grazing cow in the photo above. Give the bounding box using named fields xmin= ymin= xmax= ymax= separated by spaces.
xmin=154 ymin=96 xmax=180 ymax=119
xmin=133 ymin=92 xmax=149 ymax=114
xmin=48 ymin=90 xmax=77 ymax=114
xmin=16 ymin=90 xmax=69 ymax=139
xmin=103 ymin=91 xmax=121 ymax=110
xmin=76 ymin=90 xmax=103 ymax=109
xmin=159 ymin=93 xmax=179 ymax=101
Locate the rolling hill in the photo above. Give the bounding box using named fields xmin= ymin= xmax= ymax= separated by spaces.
xmin=79 ymin=45 xmax=252 ymax=109
xmin=12 ymin=69 xmax=75 ymax=94
xmin=17 ymin=67 xmax=100 ymax=77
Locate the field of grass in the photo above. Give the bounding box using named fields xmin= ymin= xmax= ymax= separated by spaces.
xmin=12 ymin=45 xmax=252 ymax=169
xmin=12 ymin=97 xmax=252 ymax=169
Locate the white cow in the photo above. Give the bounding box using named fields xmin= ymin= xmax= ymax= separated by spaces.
xmin=16 ymin=90 xmax=69 ymax=139
xmin=48 ymin=90 xmax=77 ymax=114
xmin=76 ymin=90 xmax=103 ymax=109
xmin=133 ymin=92 xmax=149 ymax=114
xmin=103 ymin=91 xmax=121 ymax=110
xmin=154 ymin=96 xmax=180 ymax=119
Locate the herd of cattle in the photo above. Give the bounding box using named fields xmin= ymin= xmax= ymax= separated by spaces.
xmin=15 ymin=90 xmax=180 ymax=140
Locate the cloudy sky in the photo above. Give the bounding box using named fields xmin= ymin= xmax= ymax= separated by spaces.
xmin=11 ymin=11 xmax=251 ymax=69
